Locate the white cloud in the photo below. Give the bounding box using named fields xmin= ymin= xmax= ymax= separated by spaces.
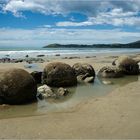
xmin=0 ymin=0 xmax=139 ymax=27
xmin=56 ymin=21 xmax=93 ymax=27
xmin=57 ymin=8 xmax=140 ymax=27
xmin=0 ymin=27 xmax=140 ymax=47
xmin=2 ymin=1 xmax=140 ymax=26
xmin=2 ymin=0 xmax=140 ymax=17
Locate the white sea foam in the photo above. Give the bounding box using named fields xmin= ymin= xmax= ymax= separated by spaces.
xmin=0 ymin=48 xmax=140 ymax=58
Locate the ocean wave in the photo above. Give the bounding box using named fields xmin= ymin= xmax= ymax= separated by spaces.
xmin=0 ymin=48 xmax=140 ymax=58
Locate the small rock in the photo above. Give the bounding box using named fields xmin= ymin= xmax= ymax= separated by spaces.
xmin=37 ymin=55 xmax=45 ymax=57
xmin=25 ymin=55 xmax=29 ymax=58
xmin=77 ymin=75 xmax=85 ymax=83
xmin=37 ymin=85 xmax=54 ymax=98
xmin=85 ymin=56 xmax=91 ymax=58
xmin=84 ymin=76 xmax=94 ymax=83
xmin=55 ymin=54 xmax=60 ymax=56
xmin=102 ymin=80 xmax=113 ymax=85
xmin=26 ymin=58 xmax=44 ymax=63
xmin=57 ymin=87 xmax=69 ymax=96
xmin=68 ymin=56 xmax=80 ymax=59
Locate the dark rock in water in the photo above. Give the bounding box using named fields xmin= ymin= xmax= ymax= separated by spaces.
xmin=42 ymin=62 xmax=77 ymax=87
xmin=72 ymin=63 xmax=95 ymax=83
xmin=57 ymin=87 xmax=69 ymax=96
xmin=62 ymin=56 xmax=80 ymax=59
xmin=14 ymin=59 xmax=23 ymax=63
xmin=68 ymin=56 xmax=80 ymax=59
xmin=0 ymin=58 xmax=11 ymax=63
xmin=5 ymin=55 xmax=10 ymax=57
xmin=0 ymin=68 xmax=37 ymax=104
xmin=85 ymin=56 xmax=91 ymax=58
xmin=0 ymin=58 xmax=23 ymax=63
xmin=85 ymin=56 xmax=96 ymax=58
xmin=25 ymin=55 xmax=29 ymax=58
xmin=98 ymin=66 xmax=123 ymax=78
xmin=112 ymin=56 xmax=139 ymax=75
xmin=25 ymin=58 xmax=44 ymax=63
xmin=55 ymin=54 xmax=60 ymax=56
xmin=37 ymin=55 xmax=45 ymax=57
xmin=31 ymin=71 xmax=42 ymax=84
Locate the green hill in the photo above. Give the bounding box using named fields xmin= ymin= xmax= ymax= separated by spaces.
xmin=43 ymin=40 xmax=140 ymax=48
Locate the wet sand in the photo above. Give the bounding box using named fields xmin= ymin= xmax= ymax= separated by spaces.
xmin=0 ymin=53 xmax=140 ymax=139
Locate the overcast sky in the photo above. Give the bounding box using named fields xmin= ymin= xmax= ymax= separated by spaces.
xmin=0 ymin=0 xmax=140 ymax=47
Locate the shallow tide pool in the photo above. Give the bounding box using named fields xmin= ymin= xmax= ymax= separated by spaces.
xmin=0 ymin=75 xmax=139 ymax=119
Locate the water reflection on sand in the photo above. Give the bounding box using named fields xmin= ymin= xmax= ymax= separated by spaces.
xmin=0 ymin=75 xmax=139 ymax=119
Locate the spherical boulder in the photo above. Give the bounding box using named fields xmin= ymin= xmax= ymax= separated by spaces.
xmin=72 ymin=63 xmax=95 ymax=77
xmin=42 ymin=62 xmax=77 ymax=87
xmin=98 ymin=66 xmax=123 ymax=78
xmin=72 ymin=63 xmax=95 ymax=83
xmin=57 ymin=87 xmax=69 ymax=96
xmin=112 ymin=56 xmax=139 ymax=75
xmin=0 ymin=68 xmax=37 ymax=104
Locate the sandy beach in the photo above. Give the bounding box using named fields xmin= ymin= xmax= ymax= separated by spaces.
xmin=0 ymin=53 xmax=140 ymax=139
xmin=1 ymin=0 xmax=140 ymax=138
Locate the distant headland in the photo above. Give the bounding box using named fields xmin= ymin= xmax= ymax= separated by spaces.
xmin=43 ymin=40 xmax=140 ymax=48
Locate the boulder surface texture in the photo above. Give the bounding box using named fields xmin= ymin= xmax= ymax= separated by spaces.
xmin=0 ymin=68 xmax=37 ymax=104
xmin=42 ymin=62 xmax=77 ymax=87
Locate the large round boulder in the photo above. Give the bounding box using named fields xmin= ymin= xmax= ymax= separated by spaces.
xmin=112 ymin=56 xmax=139 ymax=75
xmin=72 ymin=63 xmax=95 ymax=77
xmin=98 ymin=66 xmax=123 ymax=78
xmin=0 ymin=68 xmax=37 ymax=104
xmin=72 ymin=63 xmax=95 ymax=83
xmin=42 ymin=62 xmax=77 ymax=87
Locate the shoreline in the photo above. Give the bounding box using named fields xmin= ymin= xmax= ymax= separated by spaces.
xmin=0 ymin=47 xmax=140 ymax=59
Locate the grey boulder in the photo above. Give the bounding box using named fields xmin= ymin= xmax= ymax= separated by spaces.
xmin=42 ymin=62 xmax=77 ymax=87
xmin=0 ymin=68 xmax=37 ymax=104
xmin=112 ymin=55 xmax=139 ymax=75
xmin=72 ymin=63 xmax=95 ymax=83
xmin=98 ymin=66 xmax=123 ymax=78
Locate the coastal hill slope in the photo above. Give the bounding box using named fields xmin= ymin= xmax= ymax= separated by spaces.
xmin=43 ymin=40 xmax=140 ymax=48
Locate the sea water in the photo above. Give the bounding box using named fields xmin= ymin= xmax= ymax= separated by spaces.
xmin=0 ymin=47 xmax=140 ymax=58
